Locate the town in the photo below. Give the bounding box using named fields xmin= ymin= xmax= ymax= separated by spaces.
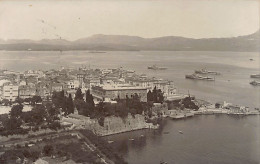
xmin=0 ymin=67 xmax=177 ymax=104
xmin=1 ymin=66 xmax=259 ymax=164
xmin=0 ymin=66 xmax=183 ymax=164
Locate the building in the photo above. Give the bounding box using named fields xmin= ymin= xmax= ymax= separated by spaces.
xmin=152 ymin=80 xmax=177 ymax=97
xmin=36 ymin=87 xmax=51 ymax=100
xmin=18 ymin=85 xmax=36 ymax=99
xmin=2 ymin=84 xmax=19 ymax=101
xmin=84 ymin=78 xmax=100 ymax=90
xmin=126 ymin=78 xmax=155 ymax=88
xmin=91 ymin=84 xmax=148 ymax=102
xmin=126 ymin=76 xmax=177 ymax=98
xmin=51 ymin=83 xmax=63 ymax=93
xmin=77 ymin=71 xmax=85 ymax=88
xmin=67 ymin=80 xmax=80 ymax=89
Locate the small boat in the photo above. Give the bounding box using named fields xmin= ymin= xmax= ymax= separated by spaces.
xmin=129 ymin=138 xmax=135 ymax=141
xmin=250 ymin=80 xmax=260 ymax=86
xmin=108 ymin=140 xmax=114 ymax=144
xmin=160 ymin=161 xmax=167 ymax=164
xmin=250 ymin=74 xmax=260 ymax=78
xmin=179 ymin=130 xmax=183 ymax=134
xmin=163 ymin=132 xmax=170 ymax=134
xmin=140 ymin=135 xmax=144 ymax=137
xmin=148 ymin=65 xmax=167 ymax=70
xmin=249 ymin=58 xmax=254 ymax=61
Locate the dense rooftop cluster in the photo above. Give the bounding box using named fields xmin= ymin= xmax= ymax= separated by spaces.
xmin=0 ymin=67 xmax=176 ymax=104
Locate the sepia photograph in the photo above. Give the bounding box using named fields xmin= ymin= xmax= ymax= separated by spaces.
xmin=0 ymin=0 xmax=259 ymax=163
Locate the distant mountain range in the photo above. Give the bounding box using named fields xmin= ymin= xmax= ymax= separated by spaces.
xmin=0 ymin=30 xmax=259 ymax=51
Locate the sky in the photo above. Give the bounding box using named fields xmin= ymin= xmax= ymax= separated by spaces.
xmin=0 ymin=0 xmax=259 ymax=41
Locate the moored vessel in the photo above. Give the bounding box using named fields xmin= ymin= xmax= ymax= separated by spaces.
xmin=250 ymin=80 xmax=260 ymax=86
xmin=185 ymin=74 xmax=215 ymax=81
xmin=147 ymin=65 xmax=167 ymax=70
xmin=250 ymin=74 xmax=260 ymax=78
xmin=195 ymin=69 xmax=220 ymax=75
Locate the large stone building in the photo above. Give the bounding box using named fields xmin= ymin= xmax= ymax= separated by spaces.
xmin=91 ymin=84 xmax=148 ymax=102
xmin=2 ymin=84 xmax=19 ymax=101
xmin=126 ymin=77 xmax=177 ymax=98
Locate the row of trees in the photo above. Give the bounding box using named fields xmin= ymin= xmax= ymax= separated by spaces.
xmin=0 ymin=99 xmax=62 ymax=136
xmin=0 ymin=96 xmax=43 ymax=106
xmin=74 ymin=89 xmax=95 ymax=116
xmin=52 ymin=91 xmax=74 ymax=115
xmin=147 ymin=87 xmax=164 ymax=103
xmin=0 ymin=87 xmax=163 ymax=135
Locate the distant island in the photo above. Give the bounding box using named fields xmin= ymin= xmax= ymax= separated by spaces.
xmin=0 ymin=30 xmax=259 ymax=52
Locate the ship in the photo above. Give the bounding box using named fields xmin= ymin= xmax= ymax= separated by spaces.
xmin=185 ymin=74 xmax=215 ymax=81
xmin=250 ymin=74 xmax=260 ymax=78
xmin=195 ymin=69 xmax=220 ymax=75
xmin=250 ymin=80 xmax=260 ymax=86
xmin=88 ymin=51 xmax=106 ymax=53
xmin=147 ymin=65 xmax=167 ymax=70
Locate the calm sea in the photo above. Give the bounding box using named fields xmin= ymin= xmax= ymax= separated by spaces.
xmin=0 ymin=51 xmax=259 ymax=163
xmin=105 ymin=115 xmax=260 ymax=164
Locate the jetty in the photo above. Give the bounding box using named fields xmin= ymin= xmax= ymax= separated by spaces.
xmin=192 ymin=103 xmax=260 ymax=116
xmin=168 ymin=109 xmax=195 ymax=119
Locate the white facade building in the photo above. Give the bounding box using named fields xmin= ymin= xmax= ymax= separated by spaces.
xmin=3 ymin=85 xmax=19 ymax=101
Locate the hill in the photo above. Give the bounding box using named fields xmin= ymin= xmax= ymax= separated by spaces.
xmin=0 ymin=30 xmax=259 ymax=51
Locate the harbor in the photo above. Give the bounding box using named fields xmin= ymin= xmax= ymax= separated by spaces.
xmin=166 ymin=104 xmax=260 ymax=120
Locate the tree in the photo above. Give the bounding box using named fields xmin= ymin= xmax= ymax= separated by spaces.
xmin=3 ymin=117 xmax=22 ymax=130
xmin=75 ymin=88 xmax=83 ymax=100
xmin=48 ymin=121 xmax=61 ymax=131
xmin=181 ymin=97 xmax=199 ymax=110
xmin=66 ymin=94 xmax=74 ymax=115
xmin=31 ymin=96 xmax=42 ymax=105
xmin=24 ymin=98 xmax=32 ymax=105
xmin=14 ymin=97 xmax=24 ymax=105
xmin=86 ymin=90 xmax=95 ymax=108
xmin=21 ymin=111 xmax=33 ymax=123
xmin=2 ymin=99 xmax=10 ymax=106
xmin=125 ymin=95 xmax=129 ymax=108
xmin=96 ymin=101 xmax=105 ymax=115
xmin=115 ymin=101 xmax=128 ymax=118
xmin=10 ymin=105 xmax=23 ymax=118
xmin=157 ymin=89 xmax=164 ymax=103
xmin=52 ymin=90 xmax=66 ymax=112
xmin=147 ymin=90 xmax=153 ymax=102
xmin=43 ymin=145 xmax=54 ymax=156
xmin=152 ymin=86 xmax=158 ymax=102
xmin=76 ymin=100 xmax=92 ymax=116
xmin=31 ymin=105 xmax=47 ymax=125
